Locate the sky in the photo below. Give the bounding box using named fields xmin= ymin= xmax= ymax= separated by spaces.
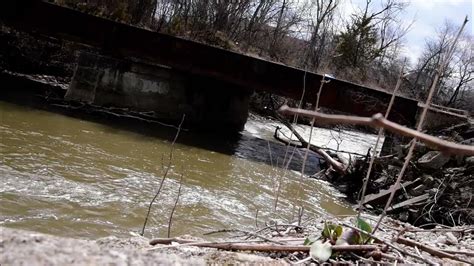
xmin=340 ymin=0 xmax=473 ymax=66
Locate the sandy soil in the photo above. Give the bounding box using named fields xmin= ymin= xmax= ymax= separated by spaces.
xmin=0 ymin=227 xmax=281 ymax=265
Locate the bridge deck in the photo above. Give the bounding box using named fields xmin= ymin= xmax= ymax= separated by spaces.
xmin=0 ymin=0 xmax=419 ymax=126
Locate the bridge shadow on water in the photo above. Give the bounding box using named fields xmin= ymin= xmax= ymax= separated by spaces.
xmin=85 ymin=111 xmax=323 ymax=176
xmin=1 ymin=91 xmax=322 ymax=176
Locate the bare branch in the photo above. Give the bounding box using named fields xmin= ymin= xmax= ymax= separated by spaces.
xmin=397 ymin=237 xmax=472 ymax=264
xmin=357 ymin=62 xmax=406 ymax=219
xmin=167 ymin=173 xmax=184 ymax=238
xmin=278 ymin=105 xmax=474 ymax=156
xmin=141 ymin=114 xmax=186 ymax=237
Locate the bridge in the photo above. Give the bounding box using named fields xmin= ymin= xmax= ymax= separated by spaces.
xmin=1 ymin=0 xmax=420 ymax=131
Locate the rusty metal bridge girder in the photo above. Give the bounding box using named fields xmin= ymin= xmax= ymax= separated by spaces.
xmin=0 ymin=0 xmax=419 ymax=126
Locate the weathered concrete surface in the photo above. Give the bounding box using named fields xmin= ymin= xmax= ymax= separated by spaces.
xmin=0 ymin=227 xmax=282 ymax=265
xmin=66 ymin=52 xmax=250 ymax=131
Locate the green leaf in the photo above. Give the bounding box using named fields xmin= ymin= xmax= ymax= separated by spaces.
xmin=357 ymin=217 xmax=372 ymax=233
xmin=356 ymin=217 xmax=373 ymax=243
xmin=328 ymin=223 xmax=336 ymax=231
xmin=335 ymin=225 xmax=343 ymax=237
xmin=310 ymin=240 xmax=332 ymax=262
xmin=322 ymin=222 xmax=330 ymax=239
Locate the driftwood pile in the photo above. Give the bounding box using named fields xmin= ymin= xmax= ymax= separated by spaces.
xmin=270 ymin=102 xmax=473 ymax=227
xmin=355 ymin=122 xmax=474 ymax=227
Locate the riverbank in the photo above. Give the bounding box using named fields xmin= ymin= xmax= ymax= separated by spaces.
xmin=2 ymin=215 xmax=473 ymax=265
xmin=1 ymin=17 xmax=473 ymax=264
xmin=0 ymin=227 xmax=276 ymax=265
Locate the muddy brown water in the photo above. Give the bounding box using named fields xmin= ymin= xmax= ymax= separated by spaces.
xmin=0 ymin=101 xmax=381 ymax=239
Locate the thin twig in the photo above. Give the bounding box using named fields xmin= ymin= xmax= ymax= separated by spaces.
xmin=167 ymin=173 xmax=184 ymax=238
xmin=140 ymin=114 xmax=186 ymax=236
xmin=439 ymin=249 xmax=474 ymax=257
xmin=204 ymin=229 xmax=285 ymax=245
xmin=297 ymin=76 xmax=330 ymax=212
xmin=292 ymin=256 xmax=312 ymax=265
xmin=404 ymin=227 xmax=473 ymax=233
xmin=357 ymin=62 xmax=406 ymax=219
xmin=274 ymin=68 xmax=310 ymax=212
xmin=397 ymin=236 xmax=472 ymax=264
xmin=253 ymin=224 xmax=305 ymax=235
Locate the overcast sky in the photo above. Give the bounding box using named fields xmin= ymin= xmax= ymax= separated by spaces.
xmin=341 ymin=0 xmax=473 ymax=65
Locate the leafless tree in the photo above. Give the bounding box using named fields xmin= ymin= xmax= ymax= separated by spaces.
xmin=446 ymin=34 xmax=474 ymax=106
xmin=304 ymin=0 xmax=339 ymax=71
xmin=408 ymin=21 xmax=473 ymax=106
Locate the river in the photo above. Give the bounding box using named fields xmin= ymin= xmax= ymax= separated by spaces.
xmin=0 ymin=101 xmax=380 ymax=239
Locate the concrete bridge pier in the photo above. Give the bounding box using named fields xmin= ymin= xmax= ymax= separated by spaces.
xmin=65 ymin=52 xmax=251 ymax=132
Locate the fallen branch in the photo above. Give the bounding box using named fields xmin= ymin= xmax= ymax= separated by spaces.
xmin=204 ymin=229 xmax=285 ymax=245
xmin=404 ymin=227 xmax=473 ymax=233
xmin=275 ymin=127 xmax=368 ymax=157
xmin=274 ymin=120 xmax=347 ymax=174
xmin=278 ymin=105 xmax=474 ymax=156
xmin=396 ymin=236 xmax=472 ymax=264
xmin=149 ymin=237 xmax=306 ymax=246
xmin=439 ymin=249 xmax=474 ymax=257
xmin=252 ymin=224 xmax=305 ymax=236
xmin=148 ymin=241 xmax=379 ymax=253
xmin=150 ymin=238 xmax=198 ymax=245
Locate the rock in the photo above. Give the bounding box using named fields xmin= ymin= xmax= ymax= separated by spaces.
xmin=398 ymin=212 xmax=409 ymax=222
xmin=373 ymin=175 xmax=388 ymax=186
xmin=417 ymin=151 xmax=450 ymax=169
xmin=436 ymin=235 xmax=447 ymax=245
xmin=410 ymin=184 xmax=426 ymax=196
xmin=422 ymin=174 xmax=435 ymax=185
xmin=445 ymin=232 xmax=458 ymax=245
xmin=365 ymin=204 xmax=374 ymax=210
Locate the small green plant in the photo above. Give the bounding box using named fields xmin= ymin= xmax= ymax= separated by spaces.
xmin=322 ymin=221 xmax=343 ymax=244
xmin=356 ymin=217 xmax=373 ymax=244
xmin=304 ymin=217 xmax=374 ymax=262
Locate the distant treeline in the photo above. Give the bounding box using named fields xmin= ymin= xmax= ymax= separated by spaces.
xmin=54 ymin=0 xmax=473 ymax=112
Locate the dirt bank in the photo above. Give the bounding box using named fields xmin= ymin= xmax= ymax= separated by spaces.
xmin=0 ymin=227 xmax=280 ymax=265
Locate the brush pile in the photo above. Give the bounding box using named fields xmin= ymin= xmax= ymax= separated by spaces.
xmin=328 ymin=121 xmax=474 ymax=227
